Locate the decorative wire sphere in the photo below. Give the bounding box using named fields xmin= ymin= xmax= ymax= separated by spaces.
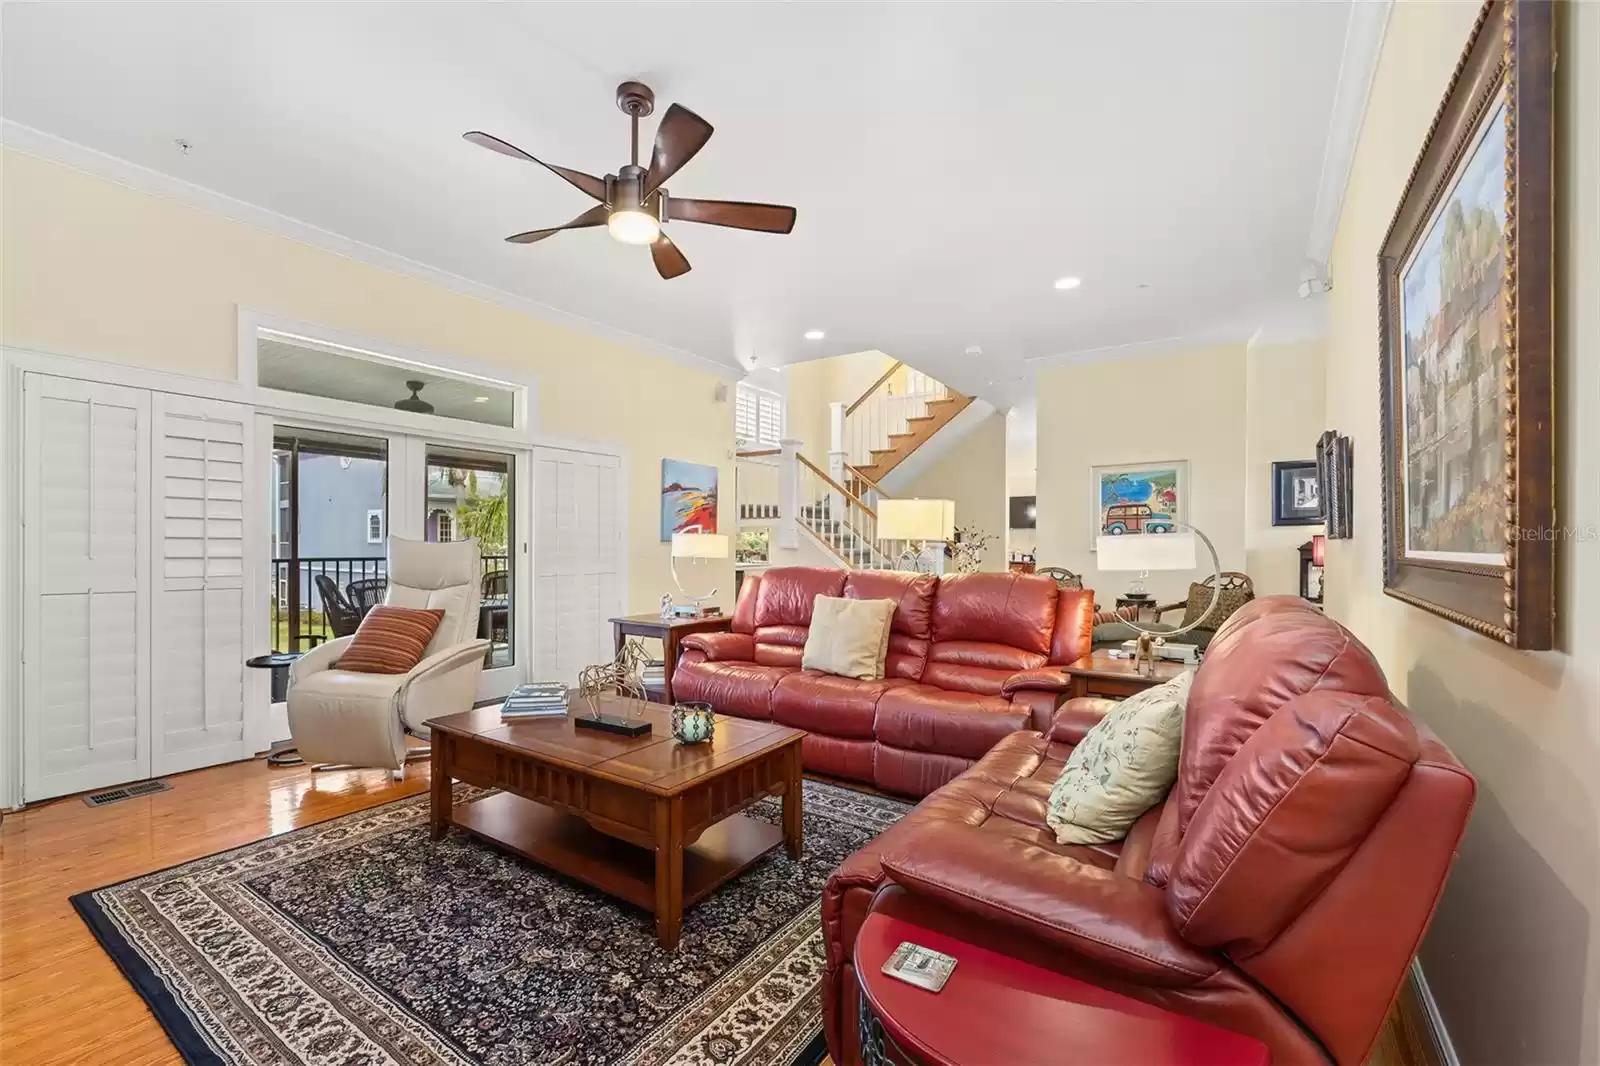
xmin=671 ymin=702 xmax=716 ymax=744
xmin=1118 ymin=523 xmax=1224 ymax=641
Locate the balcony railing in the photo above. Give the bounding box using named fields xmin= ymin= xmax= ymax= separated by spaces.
xmin=270 ymin=553 xmax=510 ymax=653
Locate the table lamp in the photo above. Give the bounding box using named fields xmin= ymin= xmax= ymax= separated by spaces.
xmin=1095 ymin=525 xmax=1220 ymax=675
xmin=669 ymin=530 xmax=728 ymax=618
xmin=878 ymin=498 xmax=955 ymax=572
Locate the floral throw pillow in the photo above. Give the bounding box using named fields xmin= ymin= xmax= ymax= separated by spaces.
xmin=1046 ymin=670 xmax=1194 ymax=845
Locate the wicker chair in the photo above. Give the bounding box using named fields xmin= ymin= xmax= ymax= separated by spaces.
xmin=1035 ymin=566 xmax=1084 ymax=589
xmin=313 ymin=574 xmax=362 ymax=638
xmin=1154 ymin=571 xmax=1255 ymax=626
xmin=346 ymin=577 xmax=388 ymax=620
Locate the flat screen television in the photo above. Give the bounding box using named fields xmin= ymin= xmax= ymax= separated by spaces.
xmin=1009 ymin=495 xmax=1037 ymax=529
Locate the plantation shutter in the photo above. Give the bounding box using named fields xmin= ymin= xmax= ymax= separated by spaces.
xmin=150 ymin=394 xmax=255 ymax=775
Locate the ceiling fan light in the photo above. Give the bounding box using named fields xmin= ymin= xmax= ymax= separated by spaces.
xmin=608 ymin=209 xmax=661 ymax=245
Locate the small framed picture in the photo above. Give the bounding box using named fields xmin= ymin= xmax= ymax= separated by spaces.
xmin=1272 ymin=460 xmax=1322 ymax=527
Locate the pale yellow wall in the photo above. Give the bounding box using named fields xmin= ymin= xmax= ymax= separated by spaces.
xmin=1322 ymin=3 xmax=1600 ymax=1062
xmin=1035 ymin=343 xmax=1249 ymax=605
xmin=1 ymin=149 xmax=736 ymax=611
xmin=783 ymin=348 xmax=898 ymax=465
xmin=900 ymin=410 xmax=1007 ymax=572
xmin=1244 ymin=340 xmax=1326 ymax=595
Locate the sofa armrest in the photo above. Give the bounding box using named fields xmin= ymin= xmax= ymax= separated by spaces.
xmin=289 ymin=636 xmax=355 ymax=684
xmin=1000 ymin=666 xmax=1071 ymax=698
xmin=401 ymin=639 xmax=491 ymax=733
xmin=879 ymin=826 xmax=1218 ymax=987
xmin=1049 ymin=697 xmax=1117 ymax=745
xmin=680 ymin=631 xmax=755 ymax=662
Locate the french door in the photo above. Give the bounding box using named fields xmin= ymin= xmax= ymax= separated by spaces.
xmin=530 ymin=445 xmax=625 ymax=686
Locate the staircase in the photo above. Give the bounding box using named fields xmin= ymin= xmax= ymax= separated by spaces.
xmin=793 ymin=454 xmax=899 ymax=570
xmin=842 ymin=364 xmax=974 ymax=484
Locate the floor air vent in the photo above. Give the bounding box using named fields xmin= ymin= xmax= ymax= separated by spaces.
xmin=83 ymin=780 xmax=171 ymax=807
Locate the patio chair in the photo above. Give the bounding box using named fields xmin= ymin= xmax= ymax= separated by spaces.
xmin=313 ymin=574 xmax=362 ymax=638
xmin=346 ymin=577 xmax=388 ymax=619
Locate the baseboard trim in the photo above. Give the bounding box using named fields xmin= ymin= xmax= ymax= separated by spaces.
xmin=1409 ymin=961 xmax=1461 ymax=1066
xmin=1383 ymin=960 xmax=1458 ymax=1066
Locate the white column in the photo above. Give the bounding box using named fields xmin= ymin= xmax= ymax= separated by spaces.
xmin=777 ymin=437 xmax=801 ymax=550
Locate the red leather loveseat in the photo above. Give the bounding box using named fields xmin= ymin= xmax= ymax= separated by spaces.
xmin=822 ymin=597 xmax=1476 ymax=1065
xmin=672 ymin=567 xmax=1094 ymax=797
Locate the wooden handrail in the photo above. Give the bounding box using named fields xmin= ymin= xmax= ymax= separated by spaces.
xmin=736 ymin=448 xmax=781 ymax=458
xmin=844 ymin=360 xmax=905 ymax=416
xmin=796 ymin=453 xmax=877 ymax=519
xmin=843 ymin=463 xmax=886 ymax=492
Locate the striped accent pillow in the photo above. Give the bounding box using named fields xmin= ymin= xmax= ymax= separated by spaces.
xmin=338 ymin=605 xmax=446 ymax=674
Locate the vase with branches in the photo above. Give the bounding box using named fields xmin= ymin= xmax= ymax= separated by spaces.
xmin=946 ymin=525 xmax=993 ymax=574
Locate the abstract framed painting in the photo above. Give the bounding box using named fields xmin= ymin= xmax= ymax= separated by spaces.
xmin=660 ymin=459 xmax=718 ymax=541
xmin=1089 ymin=460 xmax=1188 ymax=549
xmin=1377 ymin=0 xmax=1554 ymax=648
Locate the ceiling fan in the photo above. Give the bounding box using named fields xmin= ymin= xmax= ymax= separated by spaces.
xmin=464 ymin=81 xmax=797 ymax=280
xmin=394 ymin=380 xmax=434 ymax=415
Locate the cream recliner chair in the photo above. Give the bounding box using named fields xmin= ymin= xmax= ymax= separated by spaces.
xmin=287 ymin=536 xmax=490 ymax=774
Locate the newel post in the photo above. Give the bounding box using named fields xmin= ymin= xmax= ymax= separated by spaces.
xmin=777 ymin=437 xmax=802 ymax=550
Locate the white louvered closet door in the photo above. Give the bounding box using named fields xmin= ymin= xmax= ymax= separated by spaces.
xmin=532 ymin=447 xmax=624 ymax=685
xmin=22 ymin=375 xmax=152 ymax=801
xmin=151 ymin=394 xmax=255 ymax=776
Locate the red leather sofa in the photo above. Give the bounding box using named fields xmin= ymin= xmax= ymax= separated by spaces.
xmin=822 ymin=596 xmax=1476 ymax=1065
xmin=672 ymin=567 xmax=1095 ymax=797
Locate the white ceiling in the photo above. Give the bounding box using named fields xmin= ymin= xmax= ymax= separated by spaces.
xmin=1 ymin=1 xmax=1354 ymax=407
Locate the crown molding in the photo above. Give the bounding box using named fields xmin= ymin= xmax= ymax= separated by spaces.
xmin=0 ymin=120 xmax=741 ymax=381
xmin=1305 ymin=0 xmax=1394 ymax=273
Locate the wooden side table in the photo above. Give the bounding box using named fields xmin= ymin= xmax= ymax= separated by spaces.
xmin=854 ymin=907 xmax=1269 ymax=1065
xmin=609 ymin=613 xmax=733 ymax=703
xmin=1063 ymin=650 xmax=1189 ymax=700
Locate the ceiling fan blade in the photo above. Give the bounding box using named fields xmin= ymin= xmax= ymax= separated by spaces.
xmin=463 ymin=131 xmax=607 ymax=202
xmin=651 ymin=233 xmax=692 ymax=280
xmin=643 ymin=104 xmax=714 ymax=197
xmin=666 ymin=197 xmax=796 ymax=234
xmin=505 ymin=204 xmax=609 ymax=244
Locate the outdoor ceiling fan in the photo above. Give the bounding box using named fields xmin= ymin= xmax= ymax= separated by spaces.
xmin=464 ymin=81 xmax=797 ymax=280
xmin=394 ymin=380 xmax=435 ymax=415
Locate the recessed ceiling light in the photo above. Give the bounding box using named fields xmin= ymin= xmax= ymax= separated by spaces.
xmin=804 ymin=330 xmax=826 ymax=340
xmin=1053 ymin=277 xmax=1082 ymax=291
xmin=473 ymin=395 xmax=490 ymax=403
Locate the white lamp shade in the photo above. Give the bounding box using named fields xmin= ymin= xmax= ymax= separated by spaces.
xmin=671 ymin=532 xmax=729 ymax=559
xmin=1096 ymin=531 xmax=1197 ymax=571
xmin=878 ymin=498 xmax=955 ymax=541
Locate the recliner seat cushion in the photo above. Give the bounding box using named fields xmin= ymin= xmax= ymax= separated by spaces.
xmin=874 ymin=684 xmax=1030 ymax=761
xmin=921 ymin=640 xmax=1048 ymax=696
xmin=772 ymin=671 xmax=906 ymax=739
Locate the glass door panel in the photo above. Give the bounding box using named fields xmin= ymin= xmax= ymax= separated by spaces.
xmin=424 ymin=445 xmax=519 ymax=695
xmin=268 ymin=428 xmax=388 ymax=657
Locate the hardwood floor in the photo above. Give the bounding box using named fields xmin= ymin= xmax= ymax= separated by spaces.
xmin=0 ymin=756 xmax=430 ymax=1066
xmin=1 ymin=755 xmax=1411 ymax=1066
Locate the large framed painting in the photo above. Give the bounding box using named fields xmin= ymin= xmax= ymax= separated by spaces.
xmin=660 ymin=459 xmax=718 ymax=541
xmin=1090 ymin=461 xmax=1188 ymax=548
xmin=1378 ymin=0 xmax=1553 ymax=648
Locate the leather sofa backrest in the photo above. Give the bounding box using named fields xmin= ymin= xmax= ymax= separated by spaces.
xmin=1153 ymin=596 xmax=1476 ymax=1065
xmin=1048 ymin=586 xmax=1096 ymax=665
xmin=1163 ymin=596 xmax=1391 ymax=852
xmin=752 ymin=567 xmax=847 ymax=666
xmin=931 ymin=572 xmax=1057 ymax=654
xmin=730 ymin=573 xmax=762 ymax=634
xmin=844 ymin=570 xmax=938 ymax=680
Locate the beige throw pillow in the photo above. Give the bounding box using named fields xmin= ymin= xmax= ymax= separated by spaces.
xmin=802 ymin=595 xmax=896 ymax=680
xmin=1046 ymin=670 xmax=1194 ymax=845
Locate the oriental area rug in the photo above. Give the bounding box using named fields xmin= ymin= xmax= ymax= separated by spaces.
xmin=73 ymin=779 xmax=909 ymax=1066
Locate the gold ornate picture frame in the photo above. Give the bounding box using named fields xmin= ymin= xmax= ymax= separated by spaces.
xmin=1377 ymin=0 xmax=1555 ymax=648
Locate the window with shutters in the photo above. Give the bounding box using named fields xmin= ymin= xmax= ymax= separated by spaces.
xmin=735 ymin=384 xmax=784 ymax=448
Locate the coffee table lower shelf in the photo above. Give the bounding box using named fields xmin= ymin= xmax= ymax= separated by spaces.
xmin=450 ymin=791 xmax=786 ymax=915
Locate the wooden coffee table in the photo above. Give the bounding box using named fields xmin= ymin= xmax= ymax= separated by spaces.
xmin=1063 ymin=650 xmax=1190 ymax=700
xmin=428 ymin=695 xmax=805 ymax=950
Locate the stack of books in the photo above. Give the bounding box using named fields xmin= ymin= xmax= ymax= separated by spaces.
xmin=501 ymin=682 xmax=569 ymax=719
